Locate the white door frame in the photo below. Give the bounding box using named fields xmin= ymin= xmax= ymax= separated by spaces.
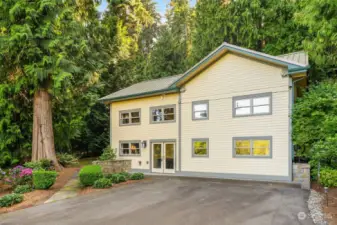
xmin=151 ymin=141 xmax=176 ymax=174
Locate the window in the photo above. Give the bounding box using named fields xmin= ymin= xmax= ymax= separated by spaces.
xmin=192 ymin=138 xmax=209 ymax=157
xmin=120 ymin=141 xmax=141 ymax=156
xmin=119 ymin=109 xmax=141 ymax=126
xmin=150 ymin=105 xmax=176 ymax=123
xmin=233 ymin=93 xmax=272 ymax=117
xmin=233 ymin=137 xmax=272 ymax=158
xmin=192 ymin=100 xmax=209 ymax=120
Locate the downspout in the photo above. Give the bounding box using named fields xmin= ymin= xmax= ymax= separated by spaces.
xmin=178 ymin=91 xmax=182 ymax=172
xmin=109 ymin=104 xmax=112 ymax=147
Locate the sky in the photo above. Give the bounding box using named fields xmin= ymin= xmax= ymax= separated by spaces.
xmin=98 ymin=0 xmax=196 ymax=22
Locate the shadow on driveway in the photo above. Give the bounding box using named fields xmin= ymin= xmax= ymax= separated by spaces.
xmin=0 ymin=177 xmax=314 ymax=225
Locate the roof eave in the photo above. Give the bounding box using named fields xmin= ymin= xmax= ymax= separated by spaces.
xmin=99 ymin=87 xmax=180 ymax=104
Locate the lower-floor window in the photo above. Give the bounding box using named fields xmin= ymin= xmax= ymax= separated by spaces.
xmin=120 ymin=141 xmax=141 ymax=156
xmin=233 ymin=136 xmax=272 ymax=158
xmin=192 ymin=138 xmax=209 ymax=157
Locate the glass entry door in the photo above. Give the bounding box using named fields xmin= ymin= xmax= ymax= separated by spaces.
xmin=151 ymin=142 xmax=175 ymax=173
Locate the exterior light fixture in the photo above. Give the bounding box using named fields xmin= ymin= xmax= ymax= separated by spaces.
xmin=324 ymin=187 xmax=329 ymax=207
xmin=142 ymin=140 xmax=147 ymax=149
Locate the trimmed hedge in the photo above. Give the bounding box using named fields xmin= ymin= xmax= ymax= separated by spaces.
xmin=93 ymin=178 xmax=112 ymax=189
xmin=79 ymin=165 xmax=103 ymax=186
xmin=319 ymin=168 xmax=337 ymax=187
xmin=13 ymin=184 xmax=32 ymax=194
xmin=0 ymin=193 xmax=24 ymax=207
xmin=33 ymin=170 xmax=58 ymax=190
xmin=130 ymin=173 xmax=144 ymax=180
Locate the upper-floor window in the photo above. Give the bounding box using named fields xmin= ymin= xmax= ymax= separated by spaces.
xmin=192 ymin=100 xmax=209 ymax=120
xmin=119 ymin=109 xmax=141 ymax=126
xmin=233 ymin=93 xmax=272 ymax=117
xmin=150 ymin=105 xmax=176 ymax=123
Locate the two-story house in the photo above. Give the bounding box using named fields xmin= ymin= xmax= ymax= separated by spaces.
xmin=100 ymin=42 xmax=309 ymax=182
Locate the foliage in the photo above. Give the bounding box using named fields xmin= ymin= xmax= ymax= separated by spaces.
xmin=13 ymin=184 xmax=32 ymax=194
xmin=0 ymin=193 xmax=24 ymax=208
xmin=5 ymin=166 xmax=32 ymax=187
xmin=79 ymin=165 xmax=103 ymax=186
xmin=93 ymin=178 xmax=112 ymax=189
xmin=0 ymin=168 xmax=5 ymax=181
xmin=104 ymin=174 xmax=120 ymax=184
xmin=57 ymin=153 xmax=79 ymax=167
xmin=130 ymin=173 xmax=145 ymax=180
xmin=292 ymin=81 xmax=337 ymax=159
xmin=24 ymin=160 xmax=53 ymax=171
xmin=32 ymin=171 xmax=58 ymax=190
xmin=118 ymin=174 xmax=126 ymax=183
xmin=119 ymin=172 xmax=130 ymax=180
xmin=98 ymin=146 xmax=117 ymax=161
xmin=319 ymin=168 xmax=337 ymax=187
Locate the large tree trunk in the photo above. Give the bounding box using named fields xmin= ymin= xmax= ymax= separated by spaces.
xmin=32 ymin=89 xmax=62 ymax=171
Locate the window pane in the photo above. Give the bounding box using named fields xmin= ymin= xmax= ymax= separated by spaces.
xmin=253 ymin=105 xmax=270 ymax=114
xmin=194 ymin=111 xmax=207 ymax=119
xmin=122 ymin=149 xmax=129 ymax=154
xmin=235 ymin=140 xmax=251 ymax=148
xmin=131 ymin=118 xmax=140 ymax=123
xmin=194 ymin=148 xmax=207 ymax=155
xmin=253 ymin=140 xmax=270 ymax=156
xmin=194 ymin=141 xmax=207 ymax=149
xmin=164 ymin=108 xmax=174 ymax=114
xmin=121 ymin=113 xmax=129 ymax=118
xmin=235 ymin=148 xmax=250 ymax=155
xmin=164 ymin=114 xmax=175 ymax=121
xmin=253 ymin=97 xmax=269 ymax=106
xmin=235 ymin=99 xmax=250 ymax=108
xmin=152 ymin=109 xmax=162 ymax=116
xmin=131 ymin=111 xmax=140 ymax=117
xmin=122 ymin=119 xmax=129 ymax=124
xmin=122 ymin=143 xmax=129 ymax=148
xmin=194 ymin=104 xmax=207 ymax=111
xmin=131 ymin=143 xmax=140 ymax=149
xmin=153 ymin=115 xmax=163 ymax=122
xmin=235 ymin=107 xmax=251 ymax=115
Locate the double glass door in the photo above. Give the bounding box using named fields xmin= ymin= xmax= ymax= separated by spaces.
xmin=152 ymin=142 xmax=175 ymax=173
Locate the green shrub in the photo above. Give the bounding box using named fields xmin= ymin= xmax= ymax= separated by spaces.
xmin=319 ymin=168 xmax=337 ymax=187
xmin=130 ymin=173 xmax=144 ymax=180
xmin=93 ymin=178 xmax=112 ymax=189
xmin=79 ymin=165 xmax=102 ymax=186
xmin=24 ymin=159 xmax=53 ymax=171
xmin=105 ymin=174 xmax=120 ymax=183
xmin=99 ymin=146 xmax=116 ymax=161
xmin=13 ymin=185 xmax=32 ymax=194
xmin=118 ymin=174 xmax=126 ymax=182
xmin=0 ymin=193 xmax=23 ymax=207
xmin=119 ymin=172 xmax=130 ymax=180
xmin=57 ymin=153 xmax=79 ymax=167
xmin=33 ymin=170 xmax=58 ymax=189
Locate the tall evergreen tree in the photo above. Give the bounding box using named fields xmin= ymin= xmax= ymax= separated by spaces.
xmin=0 ymin=0 xmax=105 ymax=169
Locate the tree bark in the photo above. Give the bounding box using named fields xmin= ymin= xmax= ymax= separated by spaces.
xmin=32 ymin=89 xmax=62 ymax=171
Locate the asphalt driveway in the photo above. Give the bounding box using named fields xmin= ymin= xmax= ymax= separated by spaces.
xmin=0 ymin=177 xmax=314 ymax=225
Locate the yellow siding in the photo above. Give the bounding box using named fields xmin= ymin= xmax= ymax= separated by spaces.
xmin=181 ymin=53 xmax=290 ymax=177
xmin=111 ymin=94 xmax=179 ymax=170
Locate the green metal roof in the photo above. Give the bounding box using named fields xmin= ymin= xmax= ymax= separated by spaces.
xmin=99 ymin=74 xmax=183 ymax=103
xmin=100 ymin=42 xmax=310 ymax=103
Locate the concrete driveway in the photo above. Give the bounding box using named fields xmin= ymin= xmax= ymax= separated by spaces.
xmin=0 ymin=177 xmax=313 ymax=225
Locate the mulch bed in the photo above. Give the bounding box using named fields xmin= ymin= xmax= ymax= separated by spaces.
xmin=79 ymin=178 xmax=151 ymax=196
xmin=0 ymin=167 xmax=79 ymax=214
xmin=312 ymin=182 xmax=337 ymax=225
